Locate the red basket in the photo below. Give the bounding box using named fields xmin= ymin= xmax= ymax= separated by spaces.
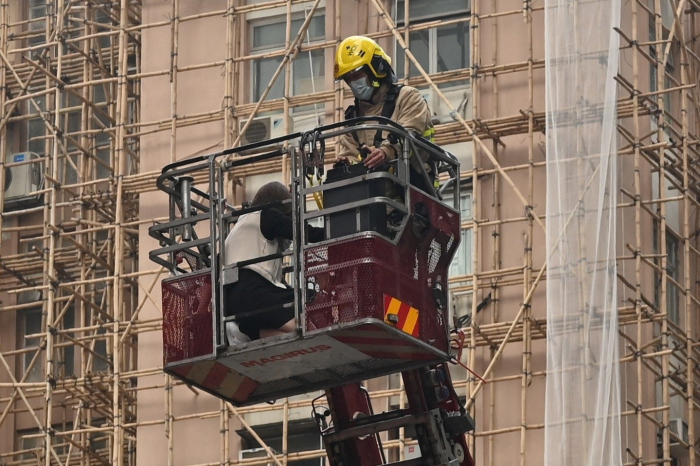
xmin=162 ymin=269 xmax=214 ymax=365
xmin=304 ymin=189 xmax=460 ymax=353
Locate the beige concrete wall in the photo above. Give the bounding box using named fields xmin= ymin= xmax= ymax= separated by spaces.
xmin=130 ymin=0 xmax=699 ymax=465
xmin=138 ymin=1 xmax=230 ymax=464
xmin=0 ymin=0 xmax=693 ymax=460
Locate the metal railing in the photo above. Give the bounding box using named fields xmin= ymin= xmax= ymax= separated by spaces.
xmin=149 ymin=117 xmax=461 ymax=351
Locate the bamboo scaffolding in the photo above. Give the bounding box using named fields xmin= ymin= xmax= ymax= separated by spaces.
xmin=0 ymin=1 xmax=698 ymax=466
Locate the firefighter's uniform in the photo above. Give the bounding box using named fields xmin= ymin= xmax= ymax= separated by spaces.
xmin=337 ymin=82 xmax=435 ymax=171
xmin=334 ymin=36 xmax=437 ymax=190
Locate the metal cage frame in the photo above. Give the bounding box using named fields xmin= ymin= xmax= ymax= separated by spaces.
xmin=149 ymin=116 xmax=461 ymax=356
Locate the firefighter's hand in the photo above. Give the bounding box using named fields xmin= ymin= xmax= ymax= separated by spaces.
xmin=363 ymin=147 xmax=388 ymax=169
xmin=333 ymin=156 xmax=350 ymax=168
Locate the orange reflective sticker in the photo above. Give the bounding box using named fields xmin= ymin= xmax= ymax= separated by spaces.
xmin=383 ymin=294 xmax=420 ymax=337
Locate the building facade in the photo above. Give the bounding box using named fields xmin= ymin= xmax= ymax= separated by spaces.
xmin=0 ymin=0 xmax=698 ymax=465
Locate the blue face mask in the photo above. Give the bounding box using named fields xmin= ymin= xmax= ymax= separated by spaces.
xmin=348 ymin=76 xmax=375 ymax=101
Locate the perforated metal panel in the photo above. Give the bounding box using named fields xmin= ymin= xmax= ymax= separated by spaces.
xmin=244 ymin=120 xmax=269 ymax=143
xmin=166 ymin=321 xmax=450 ymax=406
xmin=242 ymin=351 xmax=443 ymax=405
xmin=176 ymin=250 xmax=204 ymax=271
xmin=304 ymin=189 xmax=460 ymax=354
xmin=162 ymin=270 xmax=214 ymax=365
xmin=252 ymin=377 xmax=303 ymax=397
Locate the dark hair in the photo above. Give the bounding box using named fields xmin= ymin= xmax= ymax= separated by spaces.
xmin=252 ymin=181 xmax=292 ymax=215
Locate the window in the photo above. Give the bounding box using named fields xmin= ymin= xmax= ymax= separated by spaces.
xmin=395 ymin=0 xmax=470 ymax=81
xmin=449 ymin=191 xmax=473 ymax=278
xmin=17 ymin=231 xmax=76 ymax=379
xmin=250 ymin=14 xmax=325 ymax=107
xmin=19 ymin=430 xmax=42 ymax=461
xmin=28 ymin=0 xmax=47 ymax=48
xmin=648 ymin=0 xmax=674 ymax=36
xmin=649 ymin=55 xmax=673 ymax=122
xmin=22 ymin=232 xmax=76 ymax=378
xmin=20 ymin=307 xmax=44 ymax=383
xmin=60 ymin=93 xmax=82 ymax=185
xmin=89 ymin=231 xmax=112 ymax=373
xmin=27 ymin=82 xmax=91 ymax=186
xmin=55 ymin=308 xmax=75 ymax=378
xmin=18 ymin=301 xmax=76 ymax=381
xmin=648 ymin=0 xmax=675 ymax=122
xmin=27 ymin=99 xmax=47 ymax=157
xmin=93 ymin=85 xmax=112 ymax=180
xmin=92 ymin=326 xmax=110 ymax=373
xmin=444 ymin=190 xmax=473 ymax=330
xmin=665 ymin=233 xmax=680 ymax=324
xmin=17 ymin=238 xmax=44 ymax=382
xmin=237 ymin=420 xmax=323 ymax=466
xmin=18 ymin=425 xmax=72 ymax=462
xmin=653 ymin=222 xmax=680 ymax=324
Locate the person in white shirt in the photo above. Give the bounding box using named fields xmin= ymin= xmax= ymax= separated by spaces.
xmin=224 ymin=182 xmax=323 ymax=344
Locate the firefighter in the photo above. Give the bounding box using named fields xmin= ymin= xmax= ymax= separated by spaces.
xmin=334 ymin=35 xmax=437 ymax=193
xmin=224 ymin=182 xmax=324 ymax=344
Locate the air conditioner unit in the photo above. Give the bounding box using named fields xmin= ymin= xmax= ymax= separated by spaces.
xmin=669 ymin=418 xmax=689 ymax=444
xmin=237 ymin=115 xmax=286 ymax=154
xmin=3 ymin=152 xmax=43 ymax=211
xmin=420 ymin=87 xmax=472 ymax=125
xmin=239 ymin=447 xmax=275 ymax=465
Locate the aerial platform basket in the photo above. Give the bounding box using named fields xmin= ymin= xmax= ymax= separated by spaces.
xmin=163 ymin=313 xmax=451 ymax=406
xmin=151 ymin=117 xmax=463 ymax=406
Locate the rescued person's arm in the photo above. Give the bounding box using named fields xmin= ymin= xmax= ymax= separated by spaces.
xmin=260 ymin=208 xmax=325 ymax=243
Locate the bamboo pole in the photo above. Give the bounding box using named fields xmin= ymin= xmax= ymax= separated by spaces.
xmin=332 ymin=0 xmax=342 ymax=156
xmin=368 ymin=0 xmax=547 ymax=235
xmin=0 ymin=0 xmax=8 ymax=292
xmin=166 ymin=373 xmax=174 ymax=466
xmin=226 ymin=0 xmax=324 ymax=154
xmin=671 ymin=2 xmax=697 ymax=464
xmin=521 ymin=1 xmax=535 ymax=464
xmin=469 ymin=0 xmax=482 ymax=457
xmin=282 ymin=0 xmax=292 ymax=183
xmin=488 ymin=28 xmax=500 ymax=460
xmin=111 ymin=1 xmax=130 ymax=465
xmin=0 ymin=1 xmax=698 ymax=465
xmin=42 ymin=2 xmax=65 ymax=464
xmin=221 ymin=400 xmax=230 ymax=466
xmin=224 ymin=0 xmax=236 ymax=203
xmin=653 ymin=0 xmax=671 ymax=463
xmin=226 ymin=403 xmax=285 ymax=466
xmin=630 ymin=0 xmax=646 ymax=461
xmin=169 ymin=0 xmax=179 ymax=164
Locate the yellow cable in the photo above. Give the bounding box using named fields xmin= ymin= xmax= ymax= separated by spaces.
xmin=307 ymin=176 xmax=324 ymax=209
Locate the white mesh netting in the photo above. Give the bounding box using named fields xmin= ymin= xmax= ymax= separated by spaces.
xmin=544 ymin=0 xmax=622 ymax=462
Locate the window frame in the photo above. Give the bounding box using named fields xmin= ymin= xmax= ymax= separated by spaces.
xmin=237 ymin=419 xmax=324 ymax=466
xmin=248 ymin=12 xmax=326 ymax=106
xmin=18 ymin=303 xmax=77 ymax=381
xmin=55 ymin=306 xmax=76 ymax=378
xmin=447 ymin=189 xmax=473 ymax=279
xmin=18 ymin=422 xmax=76 ymax=461
xmin=17 ymin=232 xmax=78 ymax=380
xmin=397 ymin=0 xmax=471 ymax=24
xmin=19 ymin=306 xmax=44 ymax=383
xmin=394 ymin=0 xmax=471 ymax=79
xmin=28 ymin=0 xmax=48 ymax=47
xmin=26 ymin=97 xmax=48 ymax=157
xmin=652 ymin=221 xmax=681 ymax=325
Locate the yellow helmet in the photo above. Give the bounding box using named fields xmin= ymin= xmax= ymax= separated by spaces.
xmin=334 ymin=36 xmax=392 ymax=81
